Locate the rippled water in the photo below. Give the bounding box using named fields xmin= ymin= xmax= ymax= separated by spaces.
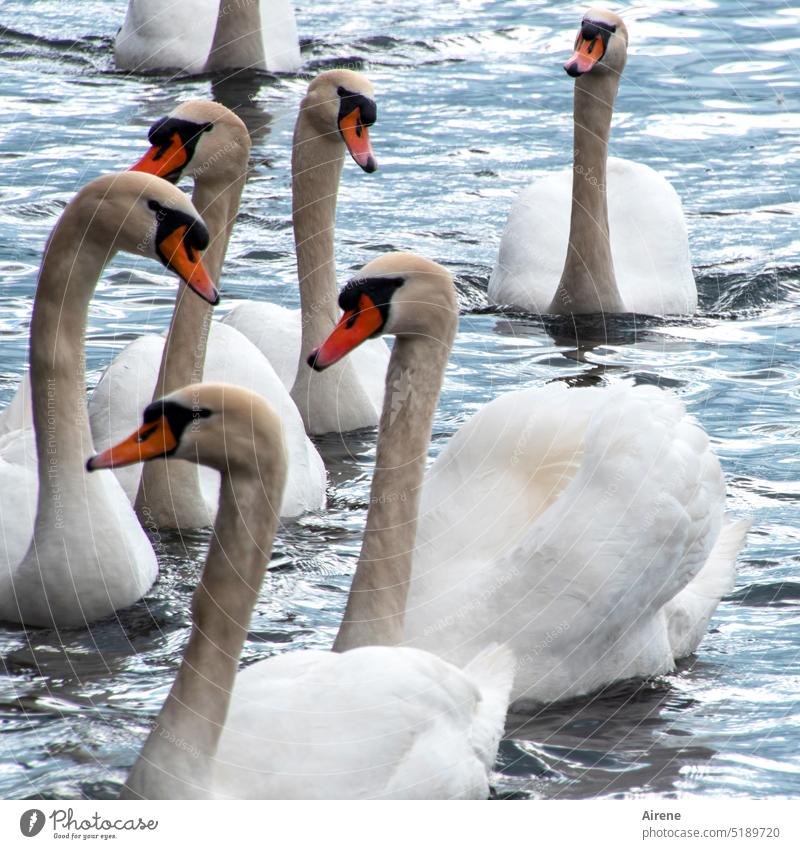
xmin=1 ymin=0 xmax=799 ymax=800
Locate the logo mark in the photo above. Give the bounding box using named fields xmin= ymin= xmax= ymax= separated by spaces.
xmin=20 ymin=809 xmax=45 ymax=837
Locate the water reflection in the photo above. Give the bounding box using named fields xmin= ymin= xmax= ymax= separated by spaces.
xmin=500 ymin=675 xmax=716 ymax=799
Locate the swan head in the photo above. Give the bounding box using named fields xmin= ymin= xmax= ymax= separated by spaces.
xmin=71 ymin=172 xmax=218 ymax=304
xmin=308 ymin=252 xmax=457 ymax=371
xmin=301 ymin=70 xmax=378 ymax=173
xmin=87 ymin=383 xmax=287 ymax=486
xmin=129 ymin=100 xmax=250 ymax=185
xmin=564 ymin=8 xmax=628 ymax=78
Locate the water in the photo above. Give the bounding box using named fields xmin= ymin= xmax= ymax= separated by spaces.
xmin=0 ymin=0 xmax=798 ymax=799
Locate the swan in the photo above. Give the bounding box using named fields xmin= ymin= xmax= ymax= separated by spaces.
xmin=219 ymin=70 xmax=391 ymax=434
xmin=87 ymin=100 xmax=326 ymax=528
xmin=115 ymin=0 xmax=300 ymax=75
xmin=0 ymin=171 xmax=218 ymax=628
xmin=310 ymin=253 xmax=748 ymax=709
xmin=489 ymin=8 xmax=697 ymax=315
xmin=88 ymin=379 xmax=514 ymax=799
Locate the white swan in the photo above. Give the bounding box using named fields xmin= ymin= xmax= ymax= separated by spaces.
xmin=311 ymin=253 xmax=748 ymax=709
xmin=87 ymin=101 xmax=326 ymax=528
xmin=115 ymin=0 xmax=300 ymax=74
xmin=489 ymin=8 xmax=696 ymax=315
xmin=0 ymin=172 xmax=219 ymax=628
xmin=220 ymin=71 xmax=391 ymax=434
xmin=89 ymin=379 xmax=514 ymax=799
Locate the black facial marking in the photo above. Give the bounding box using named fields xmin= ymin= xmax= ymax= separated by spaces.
xmin=580 ymin=18 xmax=616 ymax=48
xmin=142 ymin=400 xmax=213 ymax=456
xmin=147 ymin=199 xmax=210 ymax=266
xmin=337 ymin=86 xmax=377 ymax=128
xmin=338 ymin=275 xmax=405 ymax=330
xmin=146 ymin=116 xmax=213 ymax=182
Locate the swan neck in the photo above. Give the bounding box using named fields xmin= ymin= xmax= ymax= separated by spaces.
xmin=136 ymin=174 xmax=245 ymax=525
xmin=29 ymin=219 xmax=108 ymax=508
xmin=206 ymin=0 xmax=265 ymax=71
xmin=123 ymin=468 xmax=281 ymax=799
xmin=551 ymin=72 xmax=625 ymax=314
xmin=333 ymin=330 xmax=454 ymax=651
xmin=291 ymin=114 xmax=345 ymax=362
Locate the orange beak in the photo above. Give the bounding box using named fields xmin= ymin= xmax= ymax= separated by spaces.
xmin=157 ymin=225 xmax=219 ymax=305
xmin=130 ymin=132 xmax=188 ymax=183
xmin=339 ymin=107 xmax=377 ymax=173
xmin=565 ymin=35 xmax=603 ymax=77
xmin=308 ymin=295 xmax=384 ymax=371
xmin=86 ymin=416 xmax=178 ymax=472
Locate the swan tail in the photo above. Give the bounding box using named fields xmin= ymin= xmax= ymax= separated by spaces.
xmin=463 ymin=644 xmax=516 ymax=768
xmin=664 ymin=517 xmax=750 ymax=660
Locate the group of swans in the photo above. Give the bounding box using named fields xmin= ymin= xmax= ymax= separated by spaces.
xmin=88 ymin=70 xmax=387 ymax=530
xmin=115 ymin=0 xmax=301 ymax=75
xmin=87 ymin=254 xmax=516 ymax=798
xmin=0 ymin=6 xmax=749 ymax=797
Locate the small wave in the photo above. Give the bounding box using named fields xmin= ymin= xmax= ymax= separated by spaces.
xmin=727 ymin=581 xmax=800 ymax=608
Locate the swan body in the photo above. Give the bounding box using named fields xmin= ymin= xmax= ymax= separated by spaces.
xmin=88 ymin=324 xmax=325 ymax=520
xmin=90 ymin=382 xmax=513 ymax=799
xmin=222 ymin=302 xmax=389 ymax=426
xmin=212 ymin=644 xmax=512 ymax=799
xmin=490 ymin=8 xmax=696 ymax=315
xmin=0 ymin=171 xmax=218 ymax=627
xmin=489 ymin=157 xmax=696 ymax=314
xmin=401 ymin=381 xmax=747 ymax=708
xmin=115 ymin=0 xmax=300 ymax=74
xmin=87 ymin=100 xmax=325 ymax=526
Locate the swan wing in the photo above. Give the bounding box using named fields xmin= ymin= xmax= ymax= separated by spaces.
xmin=220 ymin=302 xmax=302 ymax=391
xmin=213 ymin=646 xmax=510 ymax=799
xmin=405 ymin=383 xmax=729 ymax=703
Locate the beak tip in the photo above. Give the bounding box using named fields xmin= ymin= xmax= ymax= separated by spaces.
xmin=86 ymin=456 xmax=98 ymax=473
xmin=361 ymin=156 xmax=378 ymax=174
xmin=564 ymin=61 xmax=581 ymax=77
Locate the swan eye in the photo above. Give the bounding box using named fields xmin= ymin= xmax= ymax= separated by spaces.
xmin=136 ymin=424 xmax=158 ymax=444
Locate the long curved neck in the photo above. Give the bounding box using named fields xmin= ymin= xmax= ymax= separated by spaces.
xmin=136 ymin=173 xmax=244 ymax=525
xmin=206 ymin=0 xmax=264 ymax=72
xmin=29 ymin=212 xmax=110 ymax=530
xmin=123 ymin=465 xmax=282 ymax=799
xmin=550 ymin=70 xmax=625 ymax=314
xmin=291 ymin=115 xmax=345 ymax=367
xmin=333 ymin=330 xmax=454 ymax=651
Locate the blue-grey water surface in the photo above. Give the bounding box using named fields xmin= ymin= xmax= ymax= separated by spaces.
xmin=0 ymin=0 xmax=799 ymax=799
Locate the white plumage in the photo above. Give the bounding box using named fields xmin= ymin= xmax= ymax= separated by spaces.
xmin=222 ymin=301 xmax=390 ymax=428
xmin=207 ymin=645 xmax=514 ymax=799
xmin=88 ymin=323 xmax=326 ymax=520
xmin=115 ymin=0 xmax=301 ymax=74
xmin=489 ymin=158 xmax=697 ymax=315
xmin=403 ymin=382 xmax=747 ymax=708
